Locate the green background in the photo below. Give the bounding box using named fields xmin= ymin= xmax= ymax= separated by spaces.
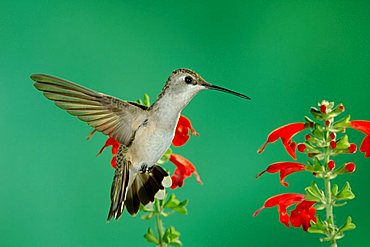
xmin=1 ymin=0 xmax=370 ymax=246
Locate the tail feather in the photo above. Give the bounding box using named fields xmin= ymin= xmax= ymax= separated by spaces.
xmin=107 ymin=162 xmax=130 ymax=221
xmin=108 ymin=164 xmax=169 ymax=220
xmin=125 ymin=179 xmax=140 ymax=215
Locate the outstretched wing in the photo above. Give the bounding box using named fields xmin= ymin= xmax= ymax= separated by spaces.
xmin=32 ymin=74 xmax=148 ymax=145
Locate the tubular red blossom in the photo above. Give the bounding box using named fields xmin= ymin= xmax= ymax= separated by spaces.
xmin=172 ymin=115 xmax=199 ymax=147
xmin=345 ymin=162 xmax=356 ymax=173
xmin=289 ymin=200 xmax=317 ymax=231
xmin=359 ymin=135 xmax=370 ymax=158
xmin=351 ymin=120 xmax=370 ymax=135
xmin=97 ymin=137 xmax=120 ymax=155
xmin=256 ymin=162 xmax=305 ymax=186
xmin=169 ymin=154 xmax=203 ymax=189
xmin=351 ymin=120 xmax=370 ymax=158
xmin=98 ymin=137 xmax=121 ymax=168
xmin=258 ymin=123 xmax=306 ymax=160
xmin=253 ymin=193 xmax=306 ymax=228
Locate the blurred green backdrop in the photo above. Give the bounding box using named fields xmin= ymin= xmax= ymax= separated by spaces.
xmin=1 ymin=0 xmax=370 ymax=246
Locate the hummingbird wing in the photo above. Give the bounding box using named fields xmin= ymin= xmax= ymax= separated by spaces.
xmin=31 ymin=74 xmax=148 ymax=145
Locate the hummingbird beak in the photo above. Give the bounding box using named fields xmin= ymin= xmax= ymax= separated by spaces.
xmin=202 ymin=82 xmax=251 ymax=100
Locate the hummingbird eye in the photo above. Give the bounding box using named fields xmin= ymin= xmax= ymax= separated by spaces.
xmin=185 ymin=76 xmax=193 ymax=84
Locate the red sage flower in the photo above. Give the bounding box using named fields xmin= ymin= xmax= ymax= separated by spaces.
xmin=351 ymin=120 xmax=370 ymax=158
xmin=258 ymin=123 xmax=306 ymax=159
xmin=172 ymin=115 xmax=199 ymax=147
xmin=256 ymin=162 xmax=306 ymax=186
xmin=253 ymin=193 xmax=316 ymax=231
xmin=169 ymin=154 xmax=203 ymax=189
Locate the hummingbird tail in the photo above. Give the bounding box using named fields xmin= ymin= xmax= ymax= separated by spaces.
xmin=107 ymin=159 xmax=130 ymax=221
xmin=125 ymin=165 xmax=168 ymax=215
xmin=107 ymin=164 xmax=169 ymax=221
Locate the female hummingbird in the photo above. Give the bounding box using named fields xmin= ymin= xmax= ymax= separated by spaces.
xmin=31 ymin=68 xmax=249 ymax=220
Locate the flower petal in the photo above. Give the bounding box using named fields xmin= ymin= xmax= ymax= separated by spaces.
xmin=351 ymin=120 xmax=370 ymax=135
xmin=169 ymin=154 xmax=202 ymax=189
xmin=97 ymin=137 xmax=120 ymax=156
xmin=360 ymin=135 xmax=370 ymax=158
xmin=258 ymin=123 xmax=306 ymax=160
xmin=172 ymin=115 xmax=199 ymax=147
xmin=256 ymin=162 xmax=306 ymax=187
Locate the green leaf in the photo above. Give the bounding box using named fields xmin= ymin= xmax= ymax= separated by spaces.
xmin=173 ymin=206 xmax=188 ymax=215
xmin=338 ymin=216 xmax=356 ymax=232
xmin=308 ymin=217 xmax=328 ymax=235
xmin=335 ymin=135 xmax=350 ymax=149
xmin=332 ymin=184 xmax=338 ymax=196
xmin=157 ymin=148 xmax=173 ymax=165
xmin=143 ymin=93 xmax=151 ymax=107
xmin=144 ymin=227 xmax=159 ymax=244
xmin=336 ymin=182 xmax=355 ymax=201
xmin=332 ymin=115 xmax=351 ymax=131
xmin=163 ymin=226 xmax=182 ymax=246
xmin=164 ymin=194 xmax=181 ymax=209
xmin=305 ymin=181 xmax=324 ymax=202
xmin=141 ymin=212 xmax=155 ymax=220
xmin=310 ymin=107 xmax=325 ymax=121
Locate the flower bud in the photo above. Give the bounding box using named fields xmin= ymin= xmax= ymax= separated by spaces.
xmin=339 ymin=104 xmax=345 ymax=111
xmin=305 ymin=134 xmax=311 ymax=141
xmin=329 ymin=132 xmax=336 ymax=140
xmin=320 ymin=105 xmax=327 ymax=113
xmin=327 ymin=160 xmax=335 ymax=171
xmin=348 ymin=143 xmax=357 ymax=153
xmin=325 ymin=120 xmax=330 ymax=127
xmin=345 ymin=162 xmax=356 ymax=173
xmin=330 ymin=141 xmax=337 ymax=149
xmin=297 ymin=143 xmax=306 ymax=152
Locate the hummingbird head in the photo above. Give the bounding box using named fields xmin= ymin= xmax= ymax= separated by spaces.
xmin=164 ymin=68 xmax=250 ymax=100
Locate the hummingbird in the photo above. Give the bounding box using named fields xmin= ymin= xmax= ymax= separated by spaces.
xmin=31 ymin=68 xmax=250 ymax=220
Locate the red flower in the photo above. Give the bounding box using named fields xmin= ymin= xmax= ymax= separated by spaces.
xmin=169 ymin=154 xmax=203 ymax=189
xmin=351 ymin=120 xmax=370 ymax=158
xmin=290 ymin=200 xmax=317 ymax=231
xmin=258 ymin=123 xmax=306 ymax=160
xmin=97 ymin=137 xmax=121 ymax=168
xmin=256 ymin=162 xmax=305 ymax=186
xmin=172 ymin=115 xmax=199 ymax=147
xmin=253 ymin=193 xmax=316 ymax=231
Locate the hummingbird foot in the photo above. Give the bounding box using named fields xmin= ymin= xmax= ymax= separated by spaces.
xmin=139 ymin=163 xmax=153 ymax=173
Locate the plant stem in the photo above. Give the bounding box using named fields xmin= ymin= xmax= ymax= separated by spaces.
xmin=324 ymin=177 xmax=337 ymax=247
xmin=155 ymin=199 xmax=166 ymax=247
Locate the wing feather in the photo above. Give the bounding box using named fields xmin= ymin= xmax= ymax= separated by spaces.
xmin=32 ymin=74 xmax=148 ymax=145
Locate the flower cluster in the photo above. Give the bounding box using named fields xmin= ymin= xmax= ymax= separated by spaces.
xmin=255 ymin=100 xmax=369 ymax=246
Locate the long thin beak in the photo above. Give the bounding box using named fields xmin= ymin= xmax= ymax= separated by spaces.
xmin=204 ymin=83 xmax=251 ymax=100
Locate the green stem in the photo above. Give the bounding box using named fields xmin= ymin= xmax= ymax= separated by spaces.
xmin=323 ymin=129 xmax=337 ymax=247
xmin=324 ymin=178 xmax=337 ymax=247
xmin=155 ymin=199 xmax=166 ymax=247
